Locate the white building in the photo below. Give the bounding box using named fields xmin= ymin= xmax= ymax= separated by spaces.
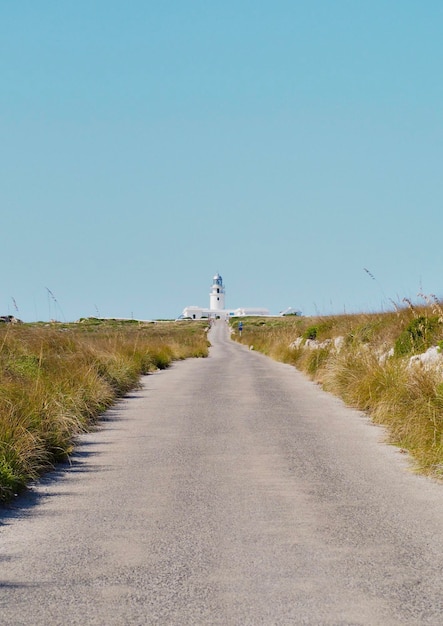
xmin=180 ymin=273 xmax=270 ymax=320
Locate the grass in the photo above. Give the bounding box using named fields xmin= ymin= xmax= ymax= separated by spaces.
xmin=230 ymin=304 xmax=443 ymax=478
xmin=0 ymin=319 xmax=209 ymax=502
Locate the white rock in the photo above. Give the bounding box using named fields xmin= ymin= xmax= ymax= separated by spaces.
xmin=408 ymin=346 xmax=443 ymax=370
xmin=305 ymin=339 xmax=320 ymax=349
xmin=289 ymin=337 xmax=303 ymax=349
xmin=378 ymin=347 xmax=394 ymax=364
xmin=334 ymin=336 xmax=345 ymax=352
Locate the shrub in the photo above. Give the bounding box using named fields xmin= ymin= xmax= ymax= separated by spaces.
xmin=303 ymin=326 xmax=318 ymax=340
xmin=394 ymin=316 xmax=440 ymax=357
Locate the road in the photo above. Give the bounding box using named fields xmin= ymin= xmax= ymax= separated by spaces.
xmin=2 ymin=320 xmax=443 ymax=625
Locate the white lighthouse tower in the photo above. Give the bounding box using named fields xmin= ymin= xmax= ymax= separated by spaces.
xmin=180 ymin=272 xmax=271 ymax=319
xmin=209 ymin=273 xmax=225 ymax=312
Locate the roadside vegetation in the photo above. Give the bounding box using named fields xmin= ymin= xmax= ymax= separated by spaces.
xmin=0 ymin=319 xmax=208 ymax=502
xmin=230 ymin=298 xmax=443 ymax=478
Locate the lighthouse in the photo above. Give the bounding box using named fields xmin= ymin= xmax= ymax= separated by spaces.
xmin=180 ymin=273 xmax=270 ymax=319
xmin=209 ymin=273 xmax=225 ymax=311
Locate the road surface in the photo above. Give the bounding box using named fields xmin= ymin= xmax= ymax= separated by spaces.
xmin=2 ymin=321 xmax=443 ymax=625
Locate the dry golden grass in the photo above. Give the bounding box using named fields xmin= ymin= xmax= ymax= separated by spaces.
xmin=0 ymin=319 xmax=209 ymax=501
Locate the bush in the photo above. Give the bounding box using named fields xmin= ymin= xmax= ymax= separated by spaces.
xmin=303 ymin=326 xmax=318 ymax=340
xmin=394 ymin=316 xmax=440 ymax=357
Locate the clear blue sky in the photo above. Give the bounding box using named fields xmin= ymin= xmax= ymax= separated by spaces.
xmin=2 ymin=1 xmax=442 ymax=321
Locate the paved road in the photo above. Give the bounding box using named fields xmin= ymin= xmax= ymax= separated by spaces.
xmin=2 ymin=321 xmax=443 ymax=625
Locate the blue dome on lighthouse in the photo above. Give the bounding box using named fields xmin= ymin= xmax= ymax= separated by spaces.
xmin=213 ymin=273 xmax=223 ymax=286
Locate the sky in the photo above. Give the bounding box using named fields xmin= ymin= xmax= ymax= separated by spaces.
xmin=1 ymin=1 xmax=442 ymax=321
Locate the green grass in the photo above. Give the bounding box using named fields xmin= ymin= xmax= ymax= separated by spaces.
xmin=0 ymin=320 xmax=209 ymax=502
xmin=230 ymin=306 xmax=443 ymax=478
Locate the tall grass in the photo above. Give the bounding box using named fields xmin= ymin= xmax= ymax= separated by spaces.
xmin=0 ymin=320 xmax=209 ymax=502
xmin=231 ymin=307 xmax=443 ymax=477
